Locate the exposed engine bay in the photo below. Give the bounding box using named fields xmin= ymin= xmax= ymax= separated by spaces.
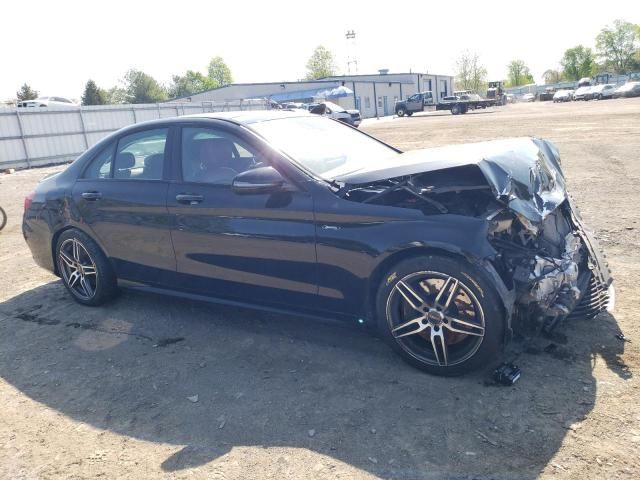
xmin=336 ymin=137 xmax=613 ymax=333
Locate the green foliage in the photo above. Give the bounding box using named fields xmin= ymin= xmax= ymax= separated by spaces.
xmin=455 ymin=51 xmax=488 ymax=93
xmin=596 ymin=19 xmax=640 ymax=73
xmin=121 ymin=69 xmax=168 ymax=104
xmin=542 ymin=69 xmax=561 ymax=84
xmin=207 ymin=57 xmax=234 ymax=88
xmin=561 ymin=45 xmax=597 ymax=80
xmin=16 ymin=83 xmax=38 ymax=101
xmin=169 ymin=70 xmax=216 ymax=98
xmin=104 ymin=86 xmax=127 ymax=104
xmin=81 ymin=79 xmax=107 ymax=105
xmin=305 ymin=46 xmax=337 ymax=80
xmin=505 ymin=60 xmax=534 ymax=87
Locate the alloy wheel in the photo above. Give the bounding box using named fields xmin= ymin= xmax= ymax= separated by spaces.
xmin=58 ymin=238 xmax=98 ymax=300
xmin=386 ymin=271 xmax=485 ymax=367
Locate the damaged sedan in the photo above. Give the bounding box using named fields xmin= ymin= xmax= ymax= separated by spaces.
xmin=23 ymin=111 xmax=614 ymax=376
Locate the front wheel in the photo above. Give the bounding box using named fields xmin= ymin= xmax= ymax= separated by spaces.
xmin=396 ymin=108 xmax=405 ymax=117
xmin=376 ymin=255 xmax=504 ymax=376
xmin=451 ymin=104 xmax=460 ymax=115
xmin=56 ymin=229 xmax=117 ymax=306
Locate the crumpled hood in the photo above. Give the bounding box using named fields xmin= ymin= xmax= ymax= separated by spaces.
xmin=335 ymin=137 xmax=567 ymax=224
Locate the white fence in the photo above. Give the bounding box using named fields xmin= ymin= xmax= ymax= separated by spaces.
xmin=0 ymin=100 xmax=269 ymax=170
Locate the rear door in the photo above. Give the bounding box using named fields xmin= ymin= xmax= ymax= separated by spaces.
xmin=166 ymin=121 xmax=318 ymax=310
xmin=71 ymin=126 xmax=176 ymax=285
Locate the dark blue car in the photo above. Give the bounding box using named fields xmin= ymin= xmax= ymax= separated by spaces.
xmin=22 ymin=111 xmax=613 ymax=375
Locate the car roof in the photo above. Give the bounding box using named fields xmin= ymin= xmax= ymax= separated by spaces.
xmin=181 ymin=109 xmax=313 ymax=125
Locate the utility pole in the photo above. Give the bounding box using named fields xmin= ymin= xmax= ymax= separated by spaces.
xmin=345 ymin=30 xmax=358 ymax=74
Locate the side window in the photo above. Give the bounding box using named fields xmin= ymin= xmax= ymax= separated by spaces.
xmin=114 ymin=128 xmax=168 ymax=180
xmin=181 ymin=127 xmax=263 ymax=185
xmin=83 ymin=143 xmax=115 ymax=179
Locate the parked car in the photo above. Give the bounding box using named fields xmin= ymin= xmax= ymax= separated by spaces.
xmin=22 ymin=111 xmax=613 ymax=376
xmin=588 ymin=84 xmax=616 ymax=100
xmin=577 ymin=77 xmax=592 ymax=88
xmin=552 ymin=90 xmax=573 ymax=102
xmin=521 ymin=93 xmax=535 ymax=102
xmin=613 ymin=81 xmax=640 ymax=98
xmin=572 ymin=86 xmax=593 ymax=101
xmin=309 ymin=101 xmax=361 ymax=127
xmin=17 ymin=96 xmax=77 ymax=108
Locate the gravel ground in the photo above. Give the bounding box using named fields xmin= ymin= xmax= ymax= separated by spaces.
xmin=0 ymin=99 xmax=639 ymax=479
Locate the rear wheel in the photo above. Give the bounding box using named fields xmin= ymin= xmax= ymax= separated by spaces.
xmin=56 ymin=229 xmax=117 ymax=306
xmin=376 ymin=255 xmax=504 ymax=376
xmin=0 ymin=206 xmax=6 ymax=231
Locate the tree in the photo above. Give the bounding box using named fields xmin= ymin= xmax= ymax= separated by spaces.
xmin=104 ymin=86 xmax=127 ymax=104
xmin=596 ymin=19 xmax=640 ymax=73
xmin=454 ymin=51 xmax=488 ymax=93
xmin=169 ymin=70 xmax=216 ymax=98
xmin=542 ymin=69 xmax=561 ymax=84
xmin=121 ymin=69 xmax=168 ymax=104
xmin=304 ymin=46 xmax=337 ymax=80
xmin=16 ymin=83 xmax=38 ymax=101
xmin=207 ymin=57 xmax=234 ymax=88
xmin=505 ymin=59 xmax=534 ymax=87
xmin=561 ymin=45 xmax=597 ymax=80
xmin=81 ymin=79 xmax=107 ymax=105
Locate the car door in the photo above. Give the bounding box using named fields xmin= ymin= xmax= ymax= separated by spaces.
xmin=71 ymin=126 xmax=176 ymax=285
xmin=166 ymin=122 xmax=318 ymax=310
xmin=406 ymin=94 xmax=421 ymax=112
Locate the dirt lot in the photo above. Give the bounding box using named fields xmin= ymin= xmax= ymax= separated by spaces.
xmin=1 ymin=99 xmax=639 ymax=480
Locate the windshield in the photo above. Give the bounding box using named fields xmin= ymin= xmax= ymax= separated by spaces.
xmin=250 ymin=116 xmax=399 ymax=180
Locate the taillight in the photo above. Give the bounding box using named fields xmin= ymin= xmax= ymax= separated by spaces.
xmin=24 ymin=193 xmax=34 ymax=212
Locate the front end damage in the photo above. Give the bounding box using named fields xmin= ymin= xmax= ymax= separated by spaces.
xmin=337 ymin=137 xmax=614 ymax=333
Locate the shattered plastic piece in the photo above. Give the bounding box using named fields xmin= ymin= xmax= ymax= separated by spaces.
xmin=492 ymin=362 xmax=521 ymax=386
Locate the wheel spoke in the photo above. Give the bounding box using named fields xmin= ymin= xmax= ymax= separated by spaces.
xmin=430 ymin=326 xmax=448 ymax=366
xmin=434 ymin=277 xmax=459 ymax=310
xmin=72 ymin=239 xmax=80 ymax=261
xmin=444 ymin=316 xmax=485 ymax=337
xmin=79 ymin=277 xmax=93 ymax=297
xmin=81 ymin=265 xmax=97 ymax=276
xmin=68 ymin=271 xmax=80 ymax=288
xmin=392 ymin=315 xmax=427 ymax=338
xmin=395 ymin=280 xmax=428 ymax=312
xmin=59 ymin=251 xmax=75 ymax=268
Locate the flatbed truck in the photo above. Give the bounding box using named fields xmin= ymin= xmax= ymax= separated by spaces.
xmin=394 ymin=91 xmax=496 ymax=116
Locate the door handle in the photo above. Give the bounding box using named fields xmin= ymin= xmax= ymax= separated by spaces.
xmin=176 ymin=194 xmax=204 ymax=205
xmin=81 ymin=191 xmax=102 ymax=201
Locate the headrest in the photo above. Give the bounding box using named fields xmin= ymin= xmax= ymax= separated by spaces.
xmin=116 ymin=152 xmax=135 ymax=168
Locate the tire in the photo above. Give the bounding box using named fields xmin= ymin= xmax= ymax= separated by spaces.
xmin=396 ymin=108 xmax=405 ymax=117
xmin=375 ymin=254 xmax=504 ymax=376
xmin=0 ymin=207 xmax=6 ymax=231
xmin=451 ymin=104 xmax=460 ymax=115
xmin=406 ymin=111 xmax=413 ymax=116
xmin=55 ymin=229 xmax=117 ymax=306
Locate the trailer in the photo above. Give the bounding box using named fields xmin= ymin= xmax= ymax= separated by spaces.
xmin=394 ymin=91 xmax=496 ymax=117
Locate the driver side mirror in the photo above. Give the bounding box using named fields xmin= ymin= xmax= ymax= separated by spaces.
xmin=232 ymin=166 xmax=285 ymax=195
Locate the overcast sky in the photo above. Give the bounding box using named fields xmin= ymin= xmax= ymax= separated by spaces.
xmin=2 ymin=0 xmax=639 ymax=100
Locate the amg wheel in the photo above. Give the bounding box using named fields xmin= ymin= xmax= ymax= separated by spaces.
xmin=56 ymin=229 xmax=117 ymax=306
xmin=376 ymin=255 xmax=504 ymax=376
xmin=396 ymin=108 xmax=405 ymax=117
